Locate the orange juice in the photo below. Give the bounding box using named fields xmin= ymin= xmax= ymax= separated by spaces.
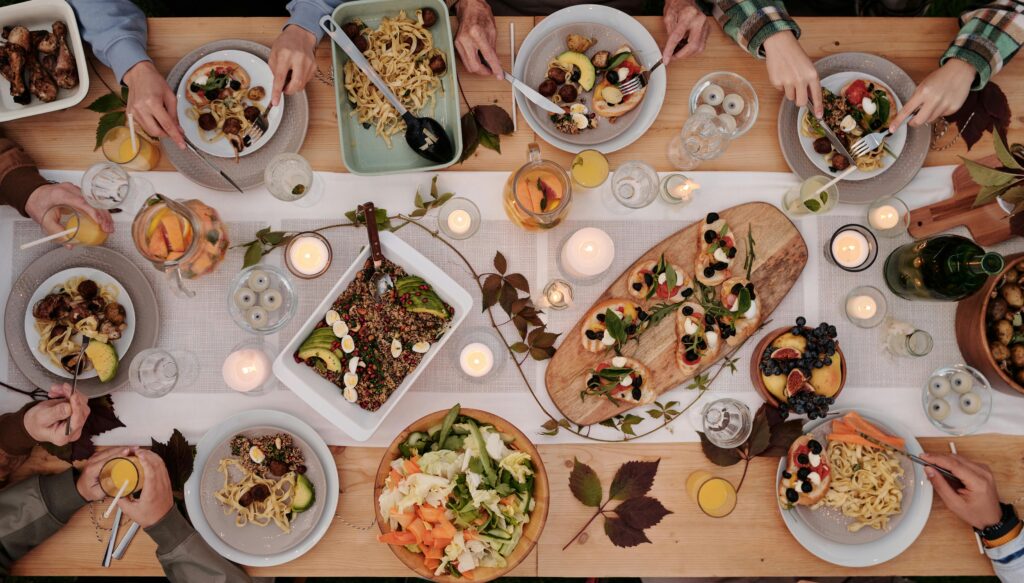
xmin=571 ymin=149 xmax=610 ymax=188
xmin=55 ymin=207 xmax=107 ymax=246
xmin=102 ymin=126 xmax=161 ymax=171
xmin=100 ymin=456 xmax=144 ymax=497
xmin=685 ymin=470 xmax=713 ymax=502
xmin=697 ymin=477 xmax=737 ymax=518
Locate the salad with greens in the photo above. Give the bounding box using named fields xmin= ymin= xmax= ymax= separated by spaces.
xmin=377 ymin=405 xmax=537 ymax=578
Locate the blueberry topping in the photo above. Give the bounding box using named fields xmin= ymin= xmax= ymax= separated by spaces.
xmin=631 ymin=387 xmax=642 ymax=400
xmin=808 ymin=440 xmax=823 ymax=454
xmin=731 ymin=283 xmax=744 ymax=294
xmin=782 ymin=471 xmax=792 ymax=479
xmin=682 ymin=306 xmax=694 ymax=316
xmin=703 ymin=230 xmax=717 ymax=243
xmin=703 ymin=267 xmax=716 ymax=278
xmin=797 ymin=453 xmax=809 ymax=465
xmin=797 ymin=467 xmax=810 ymax=480
xmin=632 ymin=282 xmax=643 ymax=291
xmin=706 ymin=212 xmax=719 ymax=223
xmin=786 ymin=488 xmax=799 ymax=503
xmin=596 ymin=313 xmax=606 ymax=322
xmin=801 ymin=481 xmax=814 ymax=493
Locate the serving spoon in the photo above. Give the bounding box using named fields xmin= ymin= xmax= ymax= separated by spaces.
xmin=358 ymin=202 xmax=393 ymax=300
xmin=319 ymin=16 xmax=454 ymax=164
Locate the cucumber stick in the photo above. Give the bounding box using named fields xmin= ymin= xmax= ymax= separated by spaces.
xmin=466 ymin=419 xmax=497 ymax=484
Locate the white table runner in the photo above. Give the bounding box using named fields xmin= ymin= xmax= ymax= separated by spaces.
xmin=1 ymin=167 xmax=1022 ymax=447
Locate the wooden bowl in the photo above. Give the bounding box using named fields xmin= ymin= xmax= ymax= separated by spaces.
xmin=955 ymin=252 xmax=1024 ymax=396
xmin=373 ymin=408 xmax=549 ymax=583
xmin=749 ymin=326 xmax=847 ymax=407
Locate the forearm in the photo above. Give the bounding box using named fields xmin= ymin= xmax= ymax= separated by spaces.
xmin=0 ymin=134 xmax=48 ymax=218
xmin=67 ymin=0 xmax=150 ymax=82
xmin=0 ymin=471 xmax=86 ymax=575
xmin=987 ymin=526 xmax=1024 ymax=582
xmin=0 ymin=404 xmax=38 ymax=484
xmin=146 ymin=507 xmax=250 ymax=583
xmin=941 ymin=0 xmax=1024 ymax=89
xmin=711 ymin=0 xmax=799 ymax=58
xmin=286 ymin=0 xmax=346 ymax=42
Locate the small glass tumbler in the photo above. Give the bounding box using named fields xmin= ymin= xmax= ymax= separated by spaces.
xmin=826 ymin=224 xmax=878 ymax=272
xmin=667 ymin=112 xmax=732 ymax=171
xmin=129 ymin=348 xmax=199 ymax=398
xmin=701 ymin=398 xmax=753 ymax=449
xmin=611 ymin=160 xmax=659 ymax=209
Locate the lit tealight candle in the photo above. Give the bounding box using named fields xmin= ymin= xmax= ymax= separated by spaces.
xmin=460 ymin=342 xmax=494 ymax=378
xmin=831 ymin=229 xmax=870 ymax=269
xmin=868 ymin=205 xmax=900 ymax=230
xmin=542 ymin=279 xmax=573 ymax=310
xmin=845 ymin=294 xmax=877 ymax=320
xmin=286 ymin=233 xmax=331 ymax=278
xmin=222 ymin=348 xmax=271 ymax=392
xmin=561 ymin=227 xmax=615 ymax=279
xmin=671 ymin=179 xmax=699 ymax=201
xmin=446 ymin=209 xmax=472 ymax=235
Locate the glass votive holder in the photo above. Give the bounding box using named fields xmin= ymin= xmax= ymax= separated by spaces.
xmin=660 ymin=174 xmax=700 ymax=206
xmin=284 ymin=232 xmax=333 ymax=279
xmin=452 ymin=327 xmax=506 ymax=383
xmin=438 ymin=196 xmax=481 ymax=240
xmin=541 ymin=279 xmax=574 ymax=310
xmin=222 ymin=338 xmax=273 ymax=396
xmin=866 ymin=197 xmax=910 ymax=237
xmin=611 ymin=160 xmax=659 ymax=209
xmin=825 ymin=224 xmax=878 ymax=272
xmin=844 ymin=285 xmax=887 ymax=328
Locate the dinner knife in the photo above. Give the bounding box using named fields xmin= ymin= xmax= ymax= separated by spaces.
xmin=183 ymin=139 xmax=245 ymax=193
xmin=66 ymin=337 xmax=88 ymax=435
xmin=111 ymin=521 xmax=140 ymax=560
xmin=503 ymin=72 xmax=565 ymax=115
xmin=102 ymin=507 xmax=122 ymax=567
xmin=856 ymin=432 xmax=966 ymax=490
xmin=815 ymin=114 xmax=856 ymax=168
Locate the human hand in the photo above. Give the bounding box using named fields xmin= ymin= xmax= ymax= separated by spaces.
xmin=122 ymin=61 xmax=185 ymax=150
xmin=455 ymin=0 xmax=502 ymax=78
xmin=76 ymin=447 xmax=132 ymax=502
xmin=23 ymin=383 xmax=90 ymax=445
xmin=662 ymin=0 xmax=710 ymax=64
xmin=270 ymin=25 xmax=318 ymax=107
xmin=763 ymin=32 xmax=822 ymax=118
xmin=921 ymin=452 xmax=1003 ymax=530
xmin=117 ymin=449 xmax=173 ymax=528
xmin=24 ymin=182 xmax=115 ymax=237
xmin=888 ymin=59 xmax=975 ymax=131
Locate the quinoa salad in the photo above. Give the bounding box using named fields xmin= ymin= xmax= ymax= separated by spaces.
xmin=229 ymin=433 xmax=307 ymax=478
xmin=293 ymin=258 xmax=453 ymax=412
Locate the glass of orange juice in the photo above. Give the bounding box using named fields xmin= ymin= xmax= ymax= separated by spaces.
xmin=503 ymin=143 xmax=572 ymax=231
xmin=42 ymin=205 xmax=108 ymax=246
xmin=570 ymin=149 xmax=610 ymax=188
xmin=100 ymin=456 xmax=144 ymax=497
xmin=686 ymin=470 xmax=738 ymax=518
xmin=102 ymin=126 xmax=161 ymax=171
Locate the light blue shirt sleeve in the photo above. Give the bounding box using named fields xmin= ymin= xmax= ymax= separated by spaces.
xmin=67 ymin=0 xmax=150 ymax=83
xmin=987 ymin=528 xmax=1024 ymax=582
xmin=286 ymin=0 xmax=347 ymax=42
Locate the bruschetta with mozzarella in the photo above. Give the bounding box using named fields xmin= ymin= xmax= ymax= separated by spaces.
xmin=580 ymin=299 xmax=650 ymax=353
xmin=778 ymin=434 xmax=832 ymax=508
xmin=674 ymin=302 xmax=722 ymax=375
xmin=581 ymin=355 xmax=653 ymax=405
xmin=695 ymin=212 xmax=737 ymax=287
xmin=627 ymin=254 xmax=695 ymax=302
xmin=719 ymin=277 xmax=761 ymax=346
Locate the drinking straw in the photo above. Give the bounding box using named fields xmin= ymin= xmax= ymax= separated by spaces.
xmin=949 ymin=441 xmax=985 ymax=554
xmin=509 ymin=22 xmax=517 ymax=133
xmin=19 ymin=228 xmax=75 ymax=250
xmin=103 ymin=480 xmax=129 ymax=519
xmin=127 ymin=113 xmax=139 ymax=157
xmin=817 ymin=165 xmax=857 ymax=195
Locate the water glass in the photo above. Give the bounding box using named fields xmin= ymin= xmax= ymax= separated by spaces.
xmin=886 ymin=325 xmax=934 ymax=358
xmin=701 ymin=398 xmax=753 ymax=449
xmin=667 ymin=112 xmax=732 ymax=171
xmin=265 ymin=153 xmax=323 ymax=207
xmin=128 ymin=348 xmax=199 ymax=398
xmin=610 ymin=160 xmax=659 ymax=209
xmin=783 ymin=175 xmax=838 ymax=217
xmin=81 ymin=162 xmax=152 ymax=210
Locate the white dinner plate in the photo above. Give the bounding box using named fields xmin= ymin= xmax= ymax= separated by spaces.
xmin=796 ymin=72 xmax=906 ymax=182
xmin=175 ymin=49 xmax=284 ymax=158
xmin=23 ymin=267 xmax=135 ymax=381
xmin=776 ymin=408 xmax=932 ymax=567
xmin=184 ymin=410 xmax=339 ymax=567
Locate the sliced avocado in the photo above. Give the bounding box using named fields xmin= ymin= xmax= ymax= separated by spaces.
xmin=297 ymin=347 xmax=342 ymax=372
xmin=556 ymin=51 xmax=596 ymax=91
xmin=84 ymin=341 xmax=118 ymax=383
xmin=292 ymin=473 xmax=315 ymax=512
xmin=307 ymin=327 xmax=338 ymax=341
xmin=395 ymin=276 xmax=450 ymax=319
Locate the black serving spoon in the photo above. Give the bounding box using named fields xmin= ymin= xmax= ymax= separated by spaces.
xmin=319 ymin=16 xmax=454 ymax=164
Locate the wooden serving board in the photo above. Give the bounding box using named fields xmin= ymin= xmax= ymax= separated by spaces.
xmin=544 ymin=202 xmax=808 ymax=426
xmin=908 ymin=155 xmax=1020 ymax=245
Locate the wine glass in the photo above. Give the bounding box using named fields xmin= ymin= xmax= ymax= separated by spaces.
xmin=128 ymin=348 xmax=199 ymax=398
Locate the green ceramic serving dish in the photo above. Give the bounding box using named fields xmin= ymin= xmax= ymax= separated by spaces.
xmin=327 ymin=0 xmax=462 ymax=175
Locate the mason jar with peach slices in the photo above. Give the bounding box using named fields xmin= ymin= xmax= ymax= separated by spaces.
xmin=132 ymin=195 xmax=228 ymax=294
xmin=503 ymin=143 xmax=572 ymax=231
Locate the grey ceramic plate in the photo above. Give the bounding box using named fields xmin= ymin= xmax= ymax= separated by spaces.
xmin=778 ymin=52 xmax=929 ymax=203
xmin=163 ymin=40 xmax=310 ymax=191
xmin=4 ymin=246 xmax=159 ymax=397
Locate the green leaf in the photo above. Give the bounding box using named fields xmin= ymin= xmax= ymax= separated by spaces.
xmin=430 ymin=175 xmax=439 ymax=199
xmin=614 ymin=495 xmax=671 ymax=530
xmin=414 ymin=191 xmax=425 ymax=208
xmin=510 ymin=342 xmax=529 ymax=353
xmin=458 ymin=112 xmax=480 ymax=163
xmin=569 ymin=458 xmax=603 ymax=507
xmin=609 ymin=459 xmax=659 ymax=500
xmin=540 ymin=419 xmax=560 ymax=436
xmin=994 ymin=131 xmax=1023 ymax=171
xmin=478 ymin=127 xmax=501 ymax=154
xmin=819 ymin=190 xmax=829 ymax=204
xmin=435 ymin=192 xmax=454 ymax=207
xmin=243 ymin=242 xmax=264 ymax=268
xmin=961 ymin=156 xmax=1021 ymax=187
xmin=604 ymin=309 xmax=626 ymax=346
xmin=734 ymin=287 xmax=751 ymax=318
xmin=604 ymin=516 xmax=651 ymax=547
xmin=698 ymin=432 xmax=743 ymax=466
xmin=803 ymin=198 xmax=821 ymax=213
xmin=620 ymin=414 xmax=643 ymax=436
xmin=345 ymin=210 xmax=359 ymax=224
xmin=87 ymin=92 xmax=125 ymax=113
xmin=95 ymin=111 xmax=126 ymax=150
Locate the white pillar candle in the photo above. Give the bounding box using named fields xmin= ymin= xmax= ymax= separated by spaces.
xmin=831 ymin=230 xmax=870 ymax=268
xmin=845 ymin=294 xmax=878 ymax=320
xmin=446 ymin=209 xmax=472 ymax=235
xmin=288 ymin=235 xmax=330 ymax=276
xmin=868 ymin=205 xmax=900 ymax=230
xmin=561 ymin=227 xmax=615 ymax=278
xmin=222 ymin=348 xmax=271 ymax=392
xmin=460 ymin=343 xmax=494 ymax=377
xmin=670 ymin=179 xmax=699 ymax=201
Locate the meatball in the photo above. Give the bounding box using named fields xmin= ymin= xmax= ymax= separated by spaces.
xmin=989 ymin=297 xmax=1010 ymax=321
xmin=78 ymin=279 xmax=99 ymax=300
xmin=831 ymin=153 xmax=850 ymax=171
xmin=268 ymin=460 xmax=288 ymax=477
xmin=813 ymin=137 xmax=833 ymax=154
xmin=546 ymin=67 xmax=567 ymax=85
xmin=86 ymin=297 xmax=106 ymax=314
xmin=428 ymin=54 xmax=447 ymax=75
xmin=68 ymin=302 xmax=91 ymax=322
xmin=993 ymin=319 xmax=1014 ymax=345
xmin=557 ymin=84 xmax=578 ymax=103
xmin=246 ymin=86 xmax=266 ymax=101
xmin=1000 ymin=284 xmax=1023 ymax=308
xmin=33 ymin=293 xmax=68 ymax=320
xmin=992 ymin=341 xmax=1011 ymax=362
xmin=591 ymin=50 xmax=610 ymax=69
xmin=222 ymin=117 xmax=243 ymax=135
xmin=243 ymin=106 xmax=261 ymax=122
xmin=538 ymin=78 xmax=557 ymax=97
xmin=198 ymin=113 xmax=217 ymax=131
xmin=341 ymin=22 xmax=361 ymax=40
xmin=105 ymin=302 xmax=127 ymax=325
xmin=420 ymin=7 xmax=438 ymax=27
xmin=354 ymin=34 xmax=369 ymax=52
xmin=1012 ymin=344 xmax=1024 ymax=368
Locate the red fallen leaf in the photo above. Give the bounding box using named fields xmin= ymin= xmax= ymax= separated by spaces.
xmin=945 ymin=82 xmax=1011 ymax=151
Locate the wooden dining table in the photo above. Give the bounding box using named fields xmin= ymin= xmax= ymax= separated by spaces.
xmin=5 ymin=14 xmax=1024 ymax=579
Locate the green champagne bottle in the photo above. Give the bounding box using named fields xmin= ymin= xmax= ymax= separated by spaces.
xmin=883 ymin=235 xmax=1004 ymax=301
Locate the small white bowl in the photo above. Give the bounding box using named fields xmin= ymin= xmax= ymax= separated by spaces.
xmin=688 ymin=71 xmax=759 ymax=138
xmin=227 ymin=265 xmax=296 ymax=335
xmin=922 ymin=364 xmax=992 ymax=436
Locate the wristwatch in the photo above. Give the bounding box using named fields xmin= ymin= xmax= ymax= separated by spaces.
xmin=975 ymin=502 xmax=1021 ymax=542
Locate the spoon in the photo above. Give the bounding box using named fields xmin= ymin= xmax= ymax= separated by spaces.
xmin=358 ymin=202 xmax=393 ymax=300
xmin=319 ymin=16 xmax=454 ymax=164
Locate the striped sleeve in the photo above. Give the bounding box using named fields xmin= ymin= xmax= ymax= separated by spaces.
xmin=986 ymin=525 xmax=1024 ymax=582
xmin=941 ymin=0 xmax=1024 ymax=89
xmin=711 ymin=0 xmax=800 ymax=59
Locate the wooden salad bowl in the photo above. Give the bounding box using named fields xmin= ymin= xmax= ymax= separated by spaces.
xmin=373 ymin=408 xmax=549 ymax=583
xmin=956 ymin=252 xmax=1024 ymax=396
xmin=544 ymin=202 xmax=808 ymax=425
xmin=749 ymin=326 xmax=847 ymax=408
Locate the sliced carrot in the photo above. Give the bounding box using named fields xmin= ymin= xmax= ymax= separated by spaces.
xmin=407 ymin=518 xmax=428 ymax=544
xmin=842 ymin=412 xmax=906 ymax=449
xmin=424 ymin=543 xmax=444 ymax=560
xmin=500 ymin=495 xmax=517 ymax=506
xmin=389 ymin=469 xmax=403 ymax=488
xmin=390 ymin=507 xmax=416 ymax=529
xmin=434 ymin=516 xmax=456 ymax=540
xmin=829 ymin=419 xmax=855 ymax=434
xmin=461 ymin=569 xmax=475 ymax=579
xmin=422 ymin=528 xmax=435 ymax=547
xmin=463 ymin=529 xmax=478 ymax=541
xmin=403 ymin=458 xmax=421 ymax=475
xmin=378 ymin=531 xmax=417 ymax=545
xmin=827 ymin=433 xmax=879 ymax=449
xmin=417 ymin=504 xmax=446 ymax=523
xmin=433 ymin=536 xmax=452 ymax=550
xmin=424 ymin=558 xmax=441 ymax=570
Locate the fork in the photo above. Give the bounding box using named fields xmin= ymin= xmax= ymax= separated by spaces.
xmin=242 ymin=102 xmax=274 ymax=148
xmin=619 ymin=58 xmax=663 ymax=96
xmin=850 ymin=111 xmax=916 ymax=158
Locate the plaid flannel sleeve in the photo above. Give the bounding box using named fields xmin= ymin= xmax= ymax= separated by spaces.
xmin=942 ymin=0 xmax=1024 ymax=89
xmin=711 ymin=0 xmax=800 ymax=59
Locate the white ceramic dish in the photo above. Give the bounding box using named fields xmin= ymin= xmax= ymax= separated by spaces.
xmin=512 ymin=4 xmax=666 ymax=155
xmin=23 ymin=267 xmax=135 ymax=381
xmin=0 ymin=0 xmax=89 ymax=122
xmin=273 ymin=231 xmax=473 ymax=442
xmin=184 ymin=410 xmax=338 ymax=567
xmin=922 ymin=364 xmax=992 ymax=436
xmin=175 ymin=49 xmax=284 ymax=158
xmin=796 ymin=72 xmax=906 ymax=182
xmin=776 ymin=408 xmax=932 ymax=567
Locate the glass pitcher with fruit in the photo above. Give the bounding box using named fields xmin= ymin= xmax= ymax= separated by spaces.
xmin=131 ymin=194 xmax=229 ymax=297
xmin=503 ymin=143 xmax=572 ymax=231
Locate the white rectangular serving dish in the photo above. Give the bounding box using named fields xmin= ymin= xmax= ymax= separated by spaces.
xmin=0 ymin=0 xmax=90 ymax=122
xmin=273 ymin=231 xmax=472 ymax=441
